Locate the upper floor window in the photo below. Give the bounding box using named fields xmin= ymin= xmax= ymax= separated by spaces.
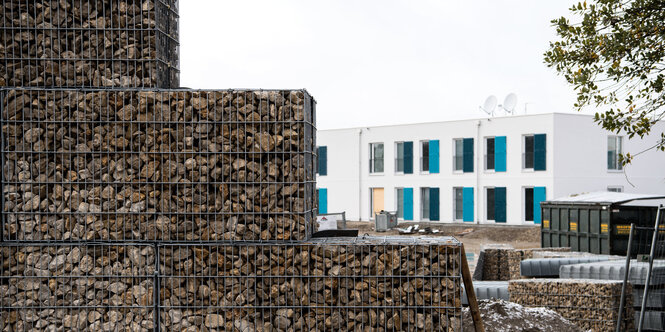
xmin=317 ymin=146 xmax=327 ymax=175
xmin=453 ymin=138 xmax=474 ymax=172
xmin=369 ymin=143 xmax=384 ymax=173
xmin=421 ymin=141 xmax=429 ymax=172
xmin=523 ymin=134 xmax=546 ymax=171
xmin=485 ymin=137 xmax=495 ymax=170
xmin=607 ymin=136 xmax=623 ymax=170
xmin=394 ymin=141 xmax=413 ymax=174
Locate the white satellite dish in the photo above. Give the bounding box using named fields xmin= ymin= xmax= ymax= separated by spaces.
xmin=480 ymin=95 xmax=497 ymax=116
xmin=502 ymin=93 xmax=517 ymax=114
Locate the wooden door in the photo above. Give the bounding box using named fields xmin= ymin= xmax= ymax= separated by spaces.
xmin=372 ymin=188 xmax=384 ymax=218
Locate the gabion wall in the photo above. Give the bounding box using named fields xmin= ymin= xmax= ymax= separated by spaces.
xmin=0 ymin=237 xmax=464 ymax=331
xmin=1 ymin=0 xmax=179 ymax=88
xmin=1 ymin=88 xmax=317 ymax=242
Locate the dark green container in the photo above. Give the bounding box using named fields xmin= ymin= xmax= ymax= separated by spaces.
xmin=540 ymin=193 xmax=664 ymax=256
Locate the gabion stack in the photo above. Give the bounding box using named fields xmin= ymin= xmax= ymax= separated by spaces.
xmin=0 ymin=1 xmax=463 ymax=331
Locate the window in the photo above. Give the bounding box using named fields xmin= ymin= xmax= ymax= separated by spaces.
xmin=486 ymin=187 xmax=506 ymax=222
xmin=454 ymin=187 xmax=474 ymax=222
xmin=453 ymin=138 xmax=474 ymax=172
xmin=420 ymin=187 xmax=439 ymax=221
xmin=608 ymin=136 xmax=623 ymax=170
xmin=396 ymin=188 xmax=404 ymax=219
xmin=421 ymin=141 xmax=429 ymax=172
xmin=485 ymin=136 xmax=507 ymax=172
xmin=523 ymin=134 xmax=546 ymax=171
xmin=454 ymin=188 xmax=464 ymax=221
xmin=524 ymin=187 xmax=546 ymax=223
xmin=395 ymin=143 xmax=404 ymax=173
xmin=317 ymin=146 xmax=327 ymax=175
xmin=607 ymin=186 xmax=623 ymax=192
xmin=485 ymin=138 xmax=495 ymax=170
xmin=396 ymin=188 xmax=414 ymax=220
xmin=369 ymin=143 xmax=384 ymax=173
xmin=394 ymin=141 xmax=413 ymax=174
xmin=421 ymin=188 xmax=430 ymax=220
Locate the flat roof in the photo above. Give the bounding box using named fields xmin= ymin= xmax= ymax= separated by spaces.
xmin=546 ymin=191 xmax=665 ymax=207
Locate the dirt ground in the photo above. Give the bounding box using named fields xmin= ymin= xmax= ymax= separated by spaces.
xmin=346 ymin=221 xmax=541 ymax=273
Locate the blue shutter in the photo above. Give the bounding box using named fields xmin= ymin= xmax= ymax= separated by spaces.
xmin=404 ymin=188 xmax=413 ymax=221
xmin=429 ymin=188 xmax=440 ymax=221
xmin=463 ymin=187 xmax=474 ymax=222
xmin=404 ymin=141 xmax=413 ymax=174
xmin=463 ymin=138 xmax=474 ymax=172
xmin=429 ymin=140 xmax=440 ymax=174
xmin=495 ymin=187 xmax=506 ymax=223
xmin=533 ymin=187 xmax=546 ymax=224
xmin=318 ymin=146 xmax=327 ymax=175
xmin=495 ymin=136 xmax=506 ymax=172
xmin=534 ymin=134 xmax=546 ymax=171
xmin=318 ymin=188 xmax=327 ymax=214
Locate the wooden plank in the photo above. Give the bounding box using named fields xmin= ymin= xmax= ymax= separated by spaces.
xmin=462 ymin=245 xmax=485 ymax=332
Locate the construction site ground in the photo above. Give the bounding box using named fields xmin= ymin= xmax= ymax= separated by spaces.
xmin=346 ymin=221 xmax=541 ymax=273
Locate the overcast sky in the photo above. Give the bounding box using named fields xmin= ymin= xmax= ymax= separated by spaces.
xmin=180 ymin=1 xmax=582 ymax=130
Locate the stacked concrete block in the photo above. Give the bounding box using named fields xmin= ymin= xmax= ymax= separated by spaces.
xmin=1 ymin=0 xmax=179 ymax=88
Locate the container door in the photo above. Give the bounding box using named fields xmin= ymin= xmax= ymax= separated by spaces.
xmin=372 ymin=188 xmax=384 ymax=219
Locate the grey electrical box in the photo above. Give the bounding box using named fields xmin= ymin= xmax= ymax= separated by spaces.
xmin=375 ymin=211 xmax=398 ymax=232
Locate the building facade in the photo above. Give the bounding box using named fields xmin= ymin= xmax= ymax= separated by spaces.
xmin=315 ymin=113 xmax=665 ymax=225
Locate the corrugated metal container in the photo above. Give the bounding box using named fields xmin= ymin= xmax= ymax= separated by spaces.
xmin=541 ymin=192 xmax=665 ymax=255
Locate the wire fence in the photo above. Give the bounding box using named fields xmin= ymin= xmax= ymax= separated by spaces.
xmin=0 ymin=237 xmax=464 ymax=331
xmin=0 ymin=88 xmax=318 ymax=242
xmin=1 ymin=0 xmax=179 ymax=88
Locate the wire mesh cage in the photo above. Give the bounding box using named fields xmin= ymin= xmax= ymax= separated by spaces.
xmin=0 ymin=243 xmax=157 ymax=331
xmin=508 ymin=278 xmax=634 ymax=332
xmin=158 ymin=237 xmax=463 ymax=331
xmin=0 ymin=0 xmax=179 ymax=88
xmin=0 ymin=88 xmax=317 ymax=242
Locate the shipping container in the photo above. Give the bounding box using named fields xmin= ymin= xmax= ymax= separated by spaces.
xmin=541 ymin=192 xmax=665 ymax=255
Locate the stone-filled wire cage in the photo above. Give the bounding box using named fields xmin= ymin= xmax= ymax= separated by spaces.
xmin=0 ymin=237 xmax=463 ymax=331
xmin=0 ymin=88 xmax=317 ymax=242
xmin=0 ymin=0 xmax=179 ymax=88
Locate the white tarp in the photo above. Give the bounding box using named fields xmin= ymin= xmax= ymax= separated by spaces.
xmin=316 ymin=215 xmax=338 ymax=230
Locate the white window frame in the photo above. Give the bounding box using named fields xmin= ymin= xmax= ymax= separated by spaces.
xmin=523 ymin=186 xmax=535 ymax=223
xmin=453 ymin=138 xmax=464 ymax=173
xmin=522 ymin=134 xmax=535 ymax=172
xmin=420 ymin=140 xmax=430 ymax=174
xmin=395 ymin=142 xmax=405 ymax=174
xmin=369 ymin=142 xmax=384 ymax=174
xmin=453 ymin=187 xmax=464 ymax=221
xmin=484 ymin=136 xmax=496 ymax=172
xmin=485 ymin=186 xmax=496 ymax=222
xmin=420 ymin=187 xmax=430 ymax=221
xmin=607 ymin=136 xmax=623 ymax=172
xmin=395 ymin=187 xmax=404 ymax=220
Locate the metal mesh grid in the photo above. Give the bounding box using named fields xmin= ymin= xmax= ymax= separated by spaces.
xmin=0 ymin=88 xmax=317 ymax=242
xmin=0 ymin=243 xmax=157 ymax=331
xmin=158 ymin=237 xmax=463 ymax=331
xmin=0 ymin=238 xmax=463 ymax=331
xmin=0 ymin=0 xmax=179 ymax=88
xmin=508 ymin=278 xmax=634 ymax=332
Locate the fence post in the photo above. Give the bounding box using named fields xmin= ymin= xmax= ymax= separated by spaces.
xmin=616 ymin=223 xmax=634 ymax=332
xmin=638 ymin=205 xmax=663 ymax=332
xmin=154 ymin=243 xmax=160 ymax=332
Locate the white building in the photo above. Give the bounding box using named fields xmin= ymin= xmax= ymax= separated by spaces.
xmin=315 ymin=113 xmax=665 ymax=225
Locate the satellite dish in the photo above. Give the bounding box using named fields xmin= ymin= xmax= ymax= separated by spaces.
xmin=480 ymin=95 xmax=497 ymax=116
xmin=502 ymin=93 xmax=517 ymax=114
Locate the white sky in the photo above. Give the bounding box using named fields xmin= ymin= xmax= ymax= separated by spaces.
xmin=180 ymin=1 xmax=582 ymax=130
